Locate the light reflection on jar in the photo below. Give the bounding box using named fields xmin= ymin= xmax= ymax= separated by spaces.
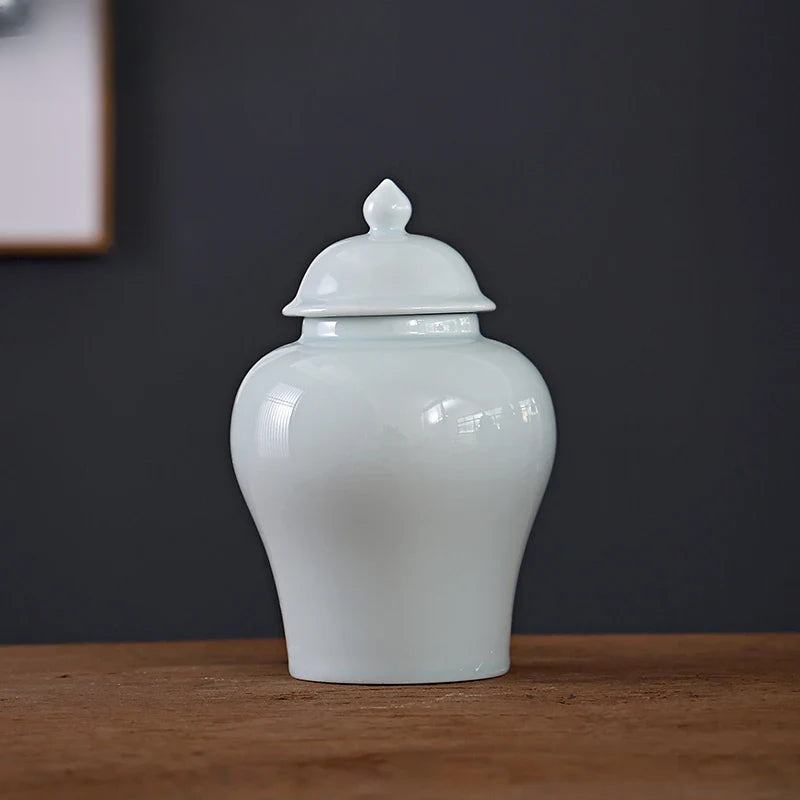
xmin=420 ymin=397 xmax=458 ymax=428
xmin=407 ymin=316 xmax=474 ymax=335
xmin=421 ymin=395 xmax=541 ymax=441
xmin=518 ymin=397 xmax=539 ymax=422
xmin=257 ymin=382 xmax=304 ymax=458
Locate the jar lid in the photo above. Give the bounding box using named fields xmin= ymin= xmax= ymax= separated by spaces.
xmin=283 ymin=179 xmax=495 ymax=317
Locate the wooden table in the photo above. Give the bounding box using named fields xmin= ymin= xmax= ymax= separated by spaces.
xmin=1 ymin=634 xmax=798 ymax=799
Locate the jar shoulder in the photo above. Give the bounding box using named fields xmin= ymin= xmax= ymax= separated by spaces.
xmin=234 ymin=335 xmax=550 ymax=404
xmin=230 ymin=334 xmax=556 ymax=491
xmin=231 ymin=335 xmax=555 ymax=462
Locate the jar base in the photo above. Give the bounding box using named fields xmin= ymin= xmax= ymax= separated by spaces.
xmin=287 ymin=659 xmax=510 ymax=685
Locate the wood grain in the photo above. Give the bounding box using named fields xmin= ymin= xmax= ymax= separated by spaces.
xmin=1 ymin=634 xmax=798 ymax=799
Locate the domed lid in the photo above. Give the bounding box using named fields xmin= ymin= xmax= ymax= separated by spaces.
xmin=283 ymin=179 xmax=495 ymax=317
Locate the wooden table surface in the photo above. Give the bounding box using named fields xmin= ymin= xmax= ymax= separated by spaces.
xmin=1 ymin=634 xmax=798 ymax=799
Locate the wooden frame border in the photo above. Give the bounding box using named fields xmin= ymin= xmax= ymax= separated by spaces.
xmin=0 ymin=0 xmax=113 ymax=257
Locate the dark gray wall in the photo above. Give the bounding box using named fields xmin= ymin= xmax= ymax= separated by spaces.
xmin=1 ymin=1 xmax=797 ymax=644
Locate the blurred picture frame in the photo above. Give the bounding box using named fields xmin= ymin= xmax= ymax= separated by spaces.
xmin=0 ymin=0 xmax=112 ymax=255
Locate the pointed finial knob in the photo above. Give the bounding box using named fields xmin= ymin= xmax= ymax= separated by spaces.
xmin=363 ymin=178 xmax=411 ymax=236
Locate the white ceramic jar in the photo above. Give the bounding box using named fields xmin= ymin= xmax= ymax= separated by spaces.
xmin=231 ymin=180 xmax=556 ymax=683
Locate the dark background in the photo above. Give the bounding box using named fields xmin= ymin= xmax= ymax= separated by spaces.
xmin=1 ymin=1 xmax=797 ymax=644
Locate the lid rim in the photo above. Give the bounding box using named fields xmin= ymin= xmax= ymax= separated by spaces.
xmin=283 ymin=299 xmax=496 ymax=318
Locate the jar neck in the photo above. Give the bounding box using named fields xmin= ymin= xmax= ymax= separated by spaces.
xmin=299 ymin=313 xmax=481 ymax=342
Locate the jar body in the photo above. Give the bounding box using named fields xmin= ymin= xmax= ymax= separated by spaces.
xmin=230 ymin=314 xmax=556 ymax=683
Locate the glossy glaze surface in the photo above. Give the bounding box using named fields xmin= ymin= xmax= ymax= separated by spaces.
xmin=231 ymin=315 xmax=556 ymax=683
